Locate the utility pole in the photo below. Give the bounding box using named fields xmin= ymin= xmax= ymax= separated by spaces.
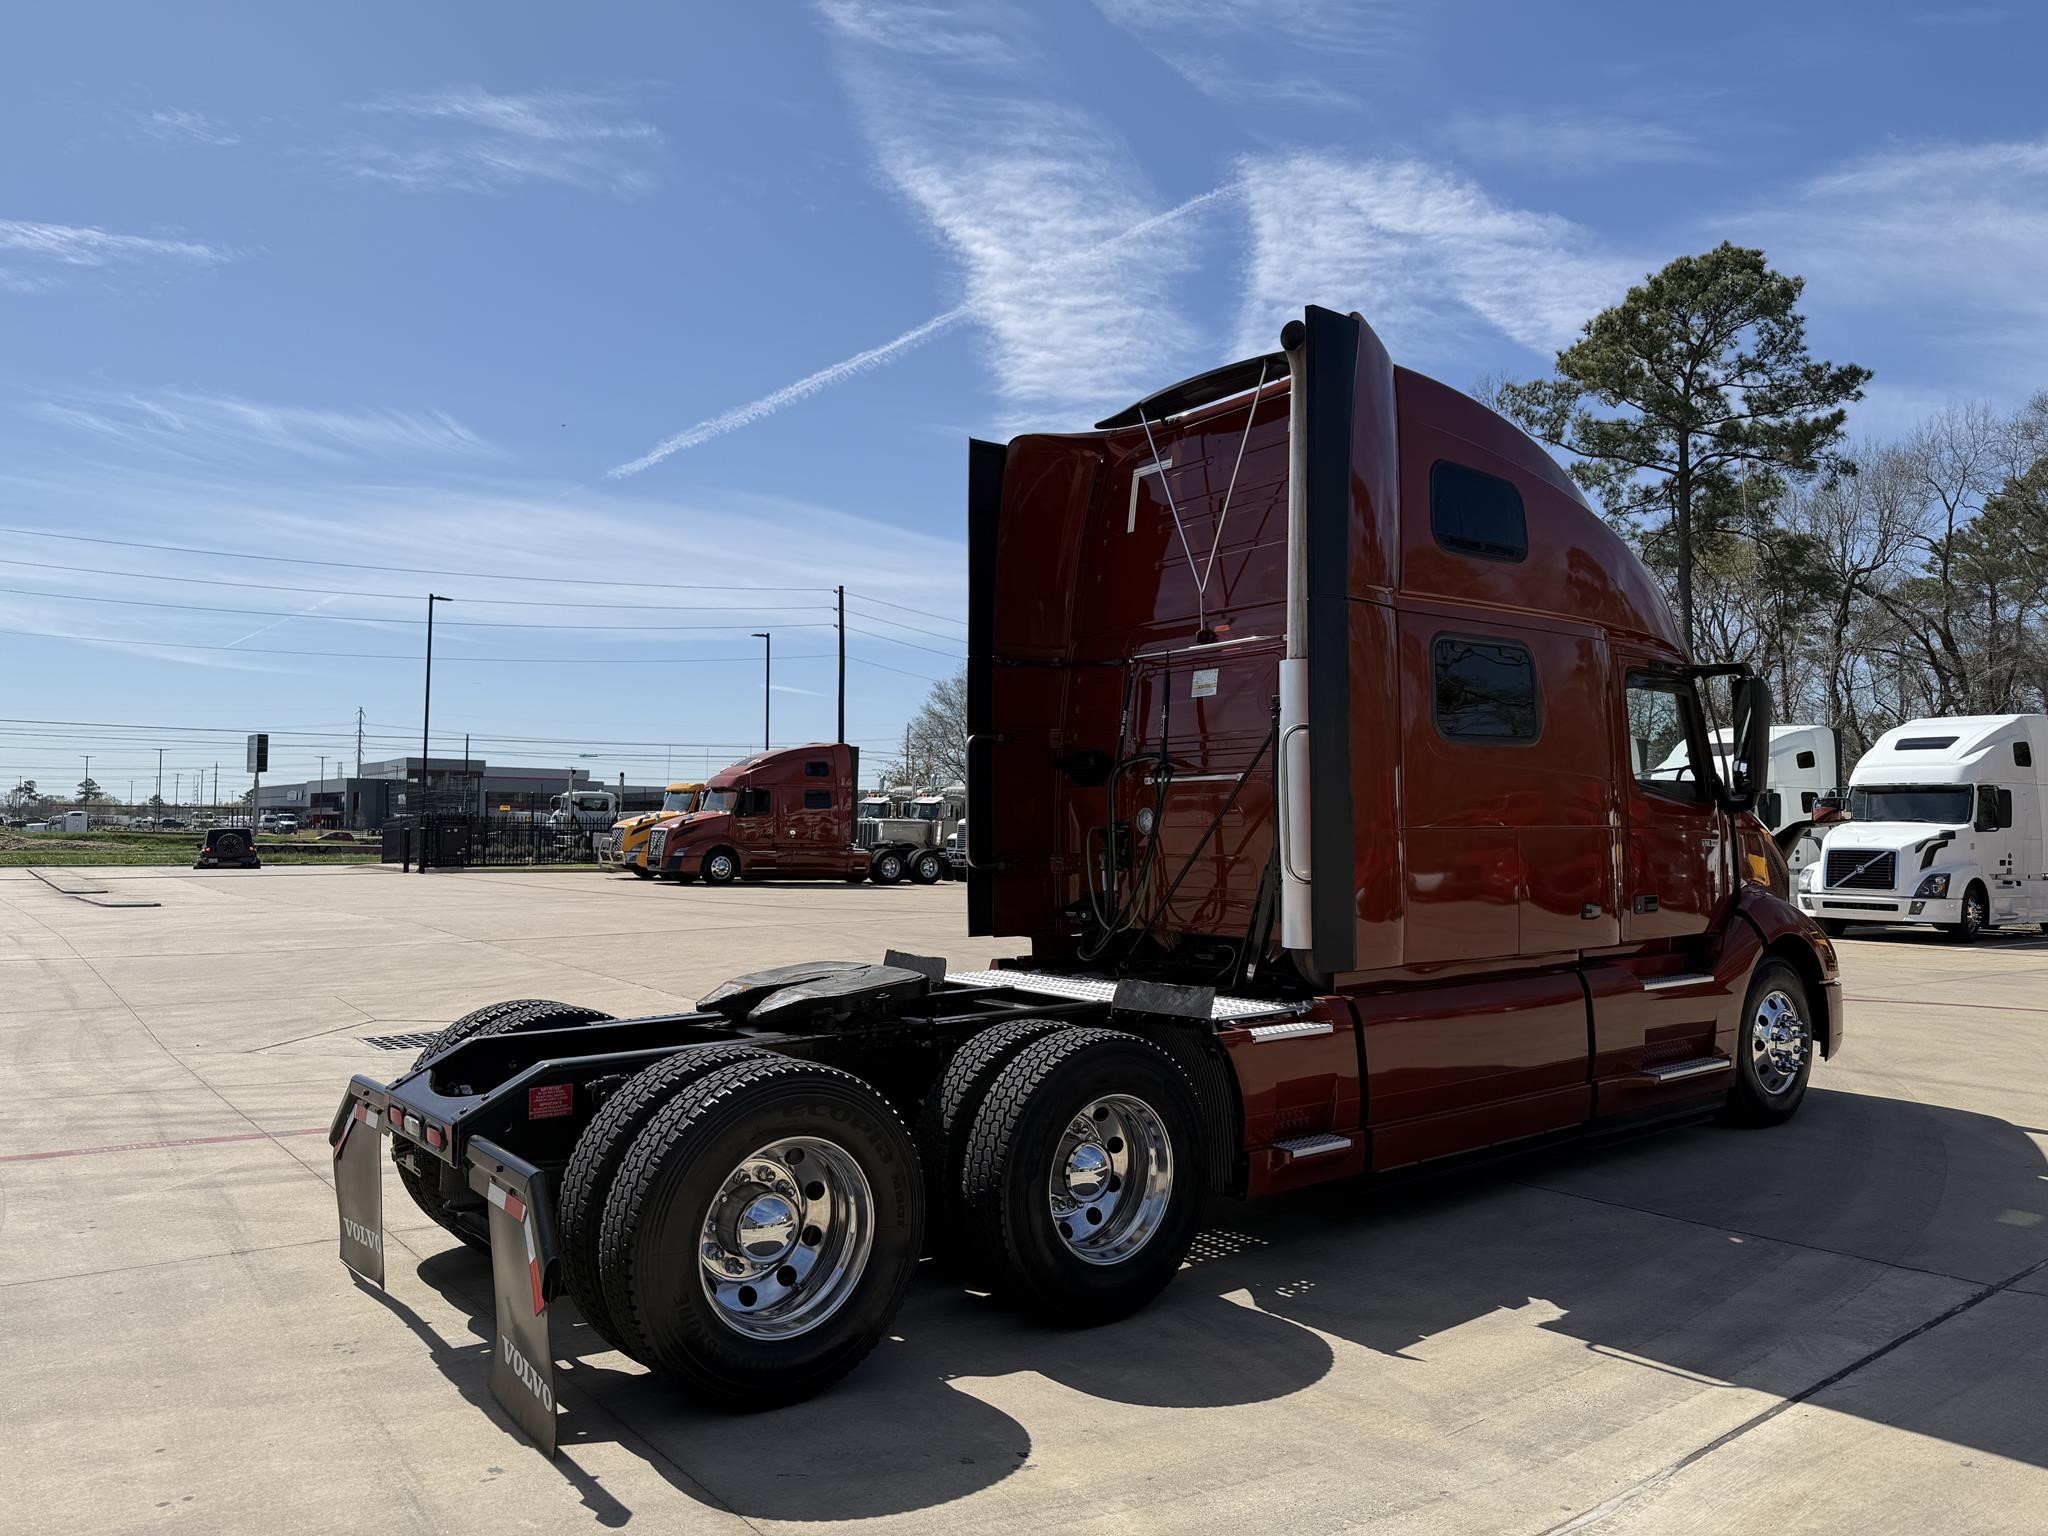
xmin=420 ymin=593 xmax=452 ymax=871
xmin=837 ymin=584 xmax=846 ymax=744
xmin=174 ymin=771 xmax=181 ymax=809
xmin=355 ymin=705 xmax=366 ymax=829
xmin=319 ymin=755 xmax=326 ymax=821
xmin=82 ymin=754 xmax=91 ymax=805
xmin=156 ymin=747 xmax=164 ymax=813
xmin=751 ymin=631 xmax=772 ymax=751
xmin=212 ymin=763 xmax=218 ymax=814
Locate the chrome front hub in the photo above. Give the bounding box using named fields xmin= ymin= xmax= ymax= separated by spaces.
xmin=1750 ymin=989 xmax=1810 ymax=1096
xmin=1047 ymin=1094 xmax=1174 ymax=1266
xmin=699 ymin=1138 xmax=874 ymax=1339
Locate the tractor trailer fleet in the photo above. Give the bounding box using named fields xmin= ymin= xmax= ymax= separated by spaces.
xmin=331 ymin=306 xmax=1839 ymax=1453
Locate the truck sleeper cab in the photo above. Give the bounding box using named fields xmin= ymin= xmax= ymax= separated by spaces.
xmin=1799 ymin=713 xmax=2048 ymax=940
xmin=332 ymin=306 xmax=1840 ymax=1451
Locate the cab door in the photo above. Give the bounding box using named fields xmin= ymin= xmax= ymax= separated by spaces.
xmin=734 ymin=783 xmax=777 ymax=871
xmin=1618 ymin=667 xmax=1726 ymax=943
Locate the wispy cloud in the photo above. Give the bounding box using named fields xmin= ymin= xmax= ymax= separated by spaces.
xmin=1732 ymin=137 xmax=2048 ymax=391
xmin=814 ymin=0 xmax=1030 ymax=68
xmin=133 ymin=108 xmax=240 ymax=147
xmin=1233 ymin=152 xmax=1634 ymax=358
xmin=1091 ymin=0 xmax=1405 ymax=107
xmin=0 ymin=219 xmax=229 ymax=297
xmin=1442 ymin=111 xmax=1708 ymax=175
xmin=25 ymin=387 xmax=494 ymax=465
xmin=327 ymin=87 xmax=666 ymax=196
xmin=615 ymin=4 xmax=1231 ymax=474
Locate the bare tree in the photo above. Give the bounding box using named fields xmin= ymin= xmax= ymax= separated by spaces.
xmin=879 ymin=669 xmax=968 ymax=788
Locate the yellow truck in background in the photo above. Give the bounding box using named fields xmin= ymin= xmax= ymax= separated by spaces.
xmin=598 ymin=782 xmax=707 ymax=878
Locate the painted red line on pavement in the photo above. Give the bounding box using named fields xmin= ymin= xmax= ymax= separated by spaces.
xmin=0 ymin=1127 xmax=329 ymax=1163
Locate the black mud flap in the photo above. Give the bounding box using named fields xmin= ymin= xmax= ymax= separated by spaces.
xmin=331 ymin=1079 xmax=388 ymax=1289
xmin=468 ymin=1137 xmax=560 ymax=1457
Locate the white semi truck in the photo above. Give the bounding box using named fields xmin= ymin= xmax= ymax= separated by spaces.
xmin=1797 ymin=714 xmax=2048 ymax=941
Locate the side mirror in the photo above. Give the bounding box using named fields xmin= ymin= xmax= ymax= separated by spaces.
xmin=1724 ymin=675 xmax=1772 ymax=813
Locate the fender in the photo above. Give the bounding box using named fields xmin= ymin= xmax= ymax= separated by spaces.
xmin=1737 ymin=884 xmax=1844 ymax=1059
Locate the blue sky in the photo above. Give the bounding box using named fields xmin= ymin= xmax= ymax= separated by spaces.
xmin=3 ymin=1 xmax=2044 ymax=800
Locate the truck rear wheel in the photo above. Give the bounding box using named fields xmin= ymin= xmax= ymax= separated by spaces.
xmin=1723 ymin=959 xmax=1814 ymax=1127
xmin=870 ymin=850 xmax=905 ymax=885
xmin=909 ymin=850 xmax=944 ymax=885
xmin=394 ymin=1000 xmax=613 ymax=1248
xmin=558 ymin=1044 xmax=772 ymax=1357
xmin=596 ymin=1057 xmax=923 ymax=1408
xmin=959 ymin=1028 xmax=1207 ymax=1324
xmin=916 ymin=1018 xmax=1067 ymax=1269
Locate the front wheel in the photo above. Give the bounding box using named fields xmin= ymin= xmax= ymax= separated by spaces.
xmin=701 ymin=848 xmax=739 ymax=885
xmin=959 ymin=1028 xmax=1207 ymax=1323
xmin=630 ymin=864 xmax=654 ymax=880
xmin=1818 ymin=918 xmax=1848 ymax=938
xmin=1947 ymin=883 xmax=1989 ymax=943
xmin=595 ymin=1057 xmax=923 ymax=1408
xmin=1724 ymin=959 xmax=1814 ymax=1127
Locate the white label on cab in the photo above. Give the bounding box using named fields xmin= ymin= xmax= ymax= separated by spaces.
xmin=1191 ymin=668 xmax=1219 ymax=699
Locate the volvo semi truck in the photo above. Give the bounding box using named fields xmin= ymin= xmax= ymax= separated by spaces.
xmin=1797 ymin=713 xmax=2048 ymax=940
xmin=330 ymin=307 xmax=1838 ymax=1453
xmin=599 ymin=781 xmax=707 ymax=878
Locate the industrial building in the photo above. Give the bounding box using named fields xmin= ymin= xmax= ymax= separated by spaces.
xmin=253 ymin=757 xmax=668 ymax=829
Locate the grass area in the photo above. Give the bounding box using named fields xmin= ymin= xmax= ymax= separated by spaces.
xmin=0 ymin=829 xmax=380 ymax=867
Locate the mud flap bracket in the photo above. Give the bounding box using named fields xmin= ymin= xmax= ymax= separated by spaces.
xmin=468 ymin=1137 xmax=561 ymax=1456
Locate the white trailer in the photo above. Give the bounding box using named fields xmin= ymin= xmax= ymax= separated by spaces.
xmin=1796 ymin=714 xmax=2048 ymax=941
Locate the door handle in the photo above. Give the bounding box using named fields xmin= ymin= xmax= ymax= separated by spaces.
xmin=1633 ymin=894 xmax=1660 ymax=915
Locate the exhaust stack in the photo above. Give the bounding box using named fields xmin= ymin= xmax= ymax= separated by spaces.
xmin=1278 ymin=318 xmax=1313 ymax=953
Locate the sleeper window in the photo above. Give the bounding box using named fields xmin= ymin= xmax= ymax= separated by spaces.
xmin=1433 ymin=636 xmax=1539 ymax=743
xmin=1431 ymin=460 xmax=1528 ymax=562
xmin=803 ymin=789 xmax=833 ymax=810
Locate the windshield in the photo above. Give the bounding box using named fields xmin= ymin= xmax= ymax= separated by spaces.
xmin=859 ymin=799 xmax=891 ymax=817
xmin=700 ymin=788 xmax=737 ymax=814
xmin=1849 ymin=785 xmax=1972 ymax=824
xmin=662 ymin=790 xmax=701 ymax=814
xmin=912 ymin=802 xmax=941 ymax=820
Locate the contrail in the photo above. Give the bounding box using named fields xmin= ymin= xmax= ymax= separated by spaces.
xmin=610 ymin=180 xmax=1244 ymax=477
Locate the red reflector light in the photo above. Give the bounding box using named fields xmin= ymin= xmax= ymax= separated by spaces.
xmin=424 ymin=1124 xmax=444 ymax=1149
xmin=386 ymin=1106 xmax=402 ymax=1125
xmin=528 ymin=1083 xmax=574 ymax=1120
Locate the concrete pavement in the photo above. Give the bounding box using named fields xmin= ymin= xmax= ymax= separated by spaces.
xmin=3 ymin=864 xmax=2043 ymax=1534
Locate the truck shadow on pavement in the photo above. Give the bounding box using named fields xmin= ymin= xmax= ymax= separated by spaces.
xmin=385 ymin=1086 xmax=2048 ymax=1525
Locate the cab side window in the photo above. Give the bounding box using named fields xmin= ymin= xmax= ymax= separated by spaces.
xmin=737 ymin=788 xmax=772 ymax=817
xmin=1628 ymin=676 xmax=1706 ymax=804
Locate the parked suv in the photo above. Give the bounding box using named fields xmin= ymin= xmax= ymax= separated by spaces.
xmin=195 ymin=826 xmax=261 ymax=869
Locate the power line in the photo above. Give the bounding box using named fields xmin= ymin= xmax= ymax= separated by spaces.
xmin=841 ymin=602 xmax=969 ymax=643
xmin=846 ymin=591 xmax=967 ymax=628
xmin=843 ymin=622 xmax=964 ymax=659
xmin=0 ymin=623 xmax=840 ymax=663
xmin=0 ymin=581 xmax=838 ymax=631
xmin=0 ymin=524 xmax=832 ymax=592
xmin=0 ymin=555 xmax=836 ymax=611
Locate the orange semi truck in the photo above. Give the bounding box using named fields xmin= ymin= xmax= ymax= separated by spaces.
xmin=331 ymin=306 xmax=1837 ymax=1453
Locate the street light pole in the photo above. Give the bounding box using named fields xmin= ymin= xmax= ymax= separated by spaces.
xmin=751 ymin=631 xmax=772 ymax=751
xmin=420 ymin=593 xmax=452 ymax=871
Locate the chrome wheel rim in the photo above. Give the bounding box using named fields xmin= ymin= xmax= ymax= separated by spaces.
xmin=1750 ymin=988 xmax=1809 ymax=1097
xmin=707 ymin=853 xmax=734 ymax=881
xmin=879 ymin=857 xmax=900 ymax=880
xmin=1046 ymin=1094 xmax=1173 ymax=1265
xmin=698 ymin=1136 xmax=874 ymax=1340
xmin=1964 ymin=892 xmax=1985 ymax=932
